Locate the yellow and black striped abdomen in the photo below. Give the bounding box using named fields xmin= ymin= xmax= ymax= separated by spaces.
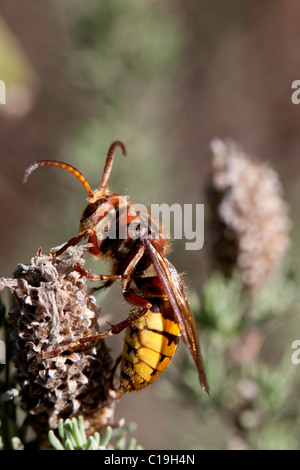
xmin=119 ymin=301 xmax=181 ymax=393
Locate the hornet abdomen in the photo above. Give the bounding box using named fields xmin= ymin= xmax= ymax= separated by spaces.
xmin=119 ymin=279 xmax=181 ymax=393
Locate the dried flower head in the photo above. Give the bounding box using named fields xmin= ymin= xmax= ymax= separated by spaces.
xmin=0 ymin=244 xmax=116 ymax=440
xmin=206 ymin=139 xmax=290 ymax=288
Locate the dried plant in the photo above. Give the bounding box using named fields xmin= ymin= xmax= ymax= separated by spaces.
xmin=0 ymin=244 xmax=118 ymax=443
xmin=206 ymin=138 xmax=290 ymax=289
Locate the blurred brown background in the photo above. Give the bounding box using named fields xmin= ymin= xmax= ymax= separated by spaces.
xmin=0 ymin=0 xmax=300 ymax=449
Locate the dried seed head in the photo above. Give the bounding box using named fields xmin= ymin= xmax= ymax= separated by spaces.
xmin=206 ymin=139 xmax=291 ymax=289
xmin=0 ymin=244 xmax=116 ymax=441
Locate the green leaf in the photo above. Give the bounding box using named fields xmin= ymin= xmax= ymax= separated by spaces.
xmin=48 ymin=430 xmax=65 ymax=450
xmin=100 ymin=426 xmax=112 ymax=447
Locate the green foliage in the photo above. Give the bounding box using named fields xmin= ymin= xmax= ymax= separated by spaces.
xmin=56 ymin=0 xmax=185 ymax=209
xmin=199 ymin=272 xmax=245 ymax=336
xmin=252 ymin=262 xmax=299 ymax=322
xmin=249 ymin=423 xmax=298 ymax=451
xmin=48 ymin=417 xmax=142 ymax=451
xmin=0 ymin=18 xmax=36 ymax=85
xmin=158 ymin=261 xmax=300 ymax=450
xmin=67 ymin=0 xmax=183 ymax=87
xmin=48 ymin=417 xmax=110 ymax=450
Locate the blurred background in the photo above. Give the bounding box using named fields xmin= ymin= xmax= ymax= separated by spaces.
xmin=1 ymin=0 xmax=300 ymax=449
